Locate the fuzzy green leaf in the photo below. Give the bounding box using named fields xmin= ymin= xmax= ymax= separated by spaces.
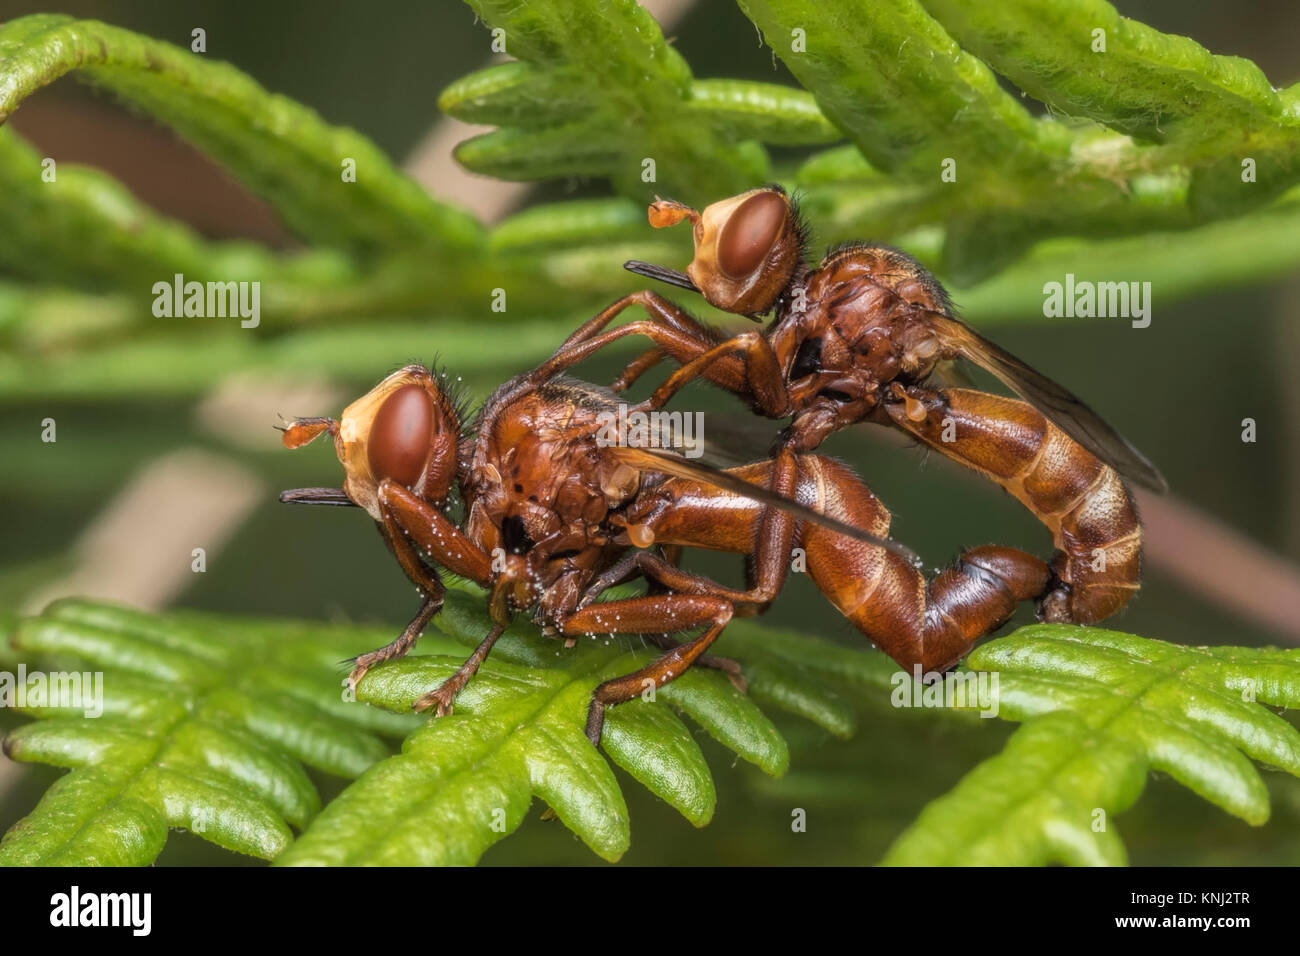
xmin=885 ymin=711 xmax=1140 ymax=865
xmin=3 ymin=590 xmax=904 ymax=865
xmin=279 ymin=588 xmax=790 ymax=865
xmin=0 ymin=14 xmax=482 ymax=255
xmin=921 ymin=0 xmax=1284 ymax=142
xmin=739 ymin=0 xmax=1058 ymax=174
xmin=920 ymin=0 xmax=1300 ymax=212
xmin=6 ymin=1 xmax=1300 ymax=381
xmin=885 ymin=625 xmax=1300 ymax=865
xmin=0 ymin=600 xmax=417 ymax=865
xmin=446 ymin=0 xmax=1300 ymax=284
xmin=450 ymin=0 xmax=777 ymax=203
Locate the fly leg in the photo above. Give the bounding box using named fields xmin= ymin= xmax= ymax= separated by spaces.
xmin=577 ymin=551 xmax=745 ymax=687
xmin=558 ymin=595 xmax=735 ymax=746
xmin=276 ymin=476 xmax=440 ymax=690
xmin=346 ymin=497 xmax=453 ymax=689
xmin=377 ymin=479 xmax=496 ymax=587
xmin=412 ymin=622 xmax=507 ymax=716
xmin=528 ymin=290 xmax=751 ymax=395
xmin=612 ymin=347 xmax=666 ymax=392
xmin=557 ymin=289 xmax=718 ymax=352
xmin=579 ymin=549 xmax=773 ymax=609
xmin=540 ymin=291 xmax=792 ymax=417
xmin=640 ymin=632 xmax=746 ymax=692
xmin=347 ymin=596 xmax=441 ymax=689
xmin=353 ymin=480 xmax=502 ymax=706
xmin=628 ymin=330 xmax=792 ymax=419
xmin=577 ymin=448 xmax=803 ymax=696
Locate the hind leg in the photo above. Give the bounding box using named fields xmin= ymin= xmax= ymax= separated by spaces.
xmin=558 ymin=595 xmax=734 ymax=746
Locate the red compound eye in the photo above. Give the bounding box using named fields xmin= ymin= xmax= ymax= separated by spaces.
xmin=717 ymin=191 xmax=787 ymax=279
xmin=367 ymin=384 xmax=432 ymax=487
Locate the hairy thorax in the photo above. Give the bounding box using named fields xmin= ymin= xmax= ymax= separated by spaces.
xmin=772 ymin=246 xmax=950 ymax=448
xmin=460 ymin=379 xmax=649 ymax=622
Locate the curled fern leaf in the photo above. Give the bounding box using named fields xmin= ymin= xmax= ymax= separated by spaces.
xmin=0 ymin=14 xmax=482 ymax=254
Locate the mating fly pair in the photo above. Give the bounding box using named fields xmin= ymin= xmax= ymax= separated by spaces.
xmin=279 ymin=364 xmax=913 ymax=743
xmin=280 ymin=186 xmax=1164 ymax=744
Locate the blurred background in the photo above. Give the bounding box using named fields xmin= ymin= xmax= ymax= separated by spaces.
xmin=1 ymin=0 xmax=1298 ymax=865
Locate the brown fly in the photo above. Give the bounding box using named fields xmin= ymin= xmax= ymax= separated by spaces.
xmin=526 ymin=186 xmax=1166 ymax=673
xmin=278 ymin=363 xmax=919 ymax=743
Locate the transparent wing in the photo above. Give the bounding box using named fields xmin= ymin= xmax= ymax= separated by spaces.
xmin=929 ymin=313 xmax=1168 ymax=493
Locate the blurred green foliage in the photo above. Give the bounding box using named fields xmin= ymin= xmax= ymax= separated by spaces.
xmin=3 ymin=2 xmax=1300 ymax=395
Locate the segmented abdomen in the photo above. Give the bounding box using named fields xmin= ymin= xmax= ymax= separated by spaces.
xmin=885 ymin=388 xmax=1141 ymax=624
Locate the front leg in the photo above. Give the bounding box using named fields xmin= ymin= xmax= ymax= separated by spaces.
xmin=413 ymin=622 xmax=507 ymax=716
xmin=528 ymin=290 xmax=747 ymax=393
xmin=556 ymin=289 xmax=718 ymax=352
xmin=377 ymin=480 xmax=495 ymax=586
xmin=347 ymin=500 xmax=450 ymax=689
xmin=348 ymin=481 xmax=500 ymax=697
xmin=631 ymin=330 xmax=792 ymax=419
xmin=348 ymin=595 xmax=441 ymax=688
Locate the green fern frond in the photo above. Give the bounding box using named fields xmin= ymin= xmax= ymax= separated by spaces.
xmin=279 ymin=588 xmax=860 ymax=865
xmin=442 ymin=1 xmax=833 ymax=202
xmin=885 ymin=626 xmax=1300 ymax=865
xmin=4 ymin=589 xmax=893 ymax=865
xmin=0 ymin=599 xmax=417 ymax=864
xmin=458 ymin=0 xmax=1300 ymax=281
xmin=8 ymin=605 xmax=1300 ymax=866
xmin=0 ymin=15 xmax=482 ymax=254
